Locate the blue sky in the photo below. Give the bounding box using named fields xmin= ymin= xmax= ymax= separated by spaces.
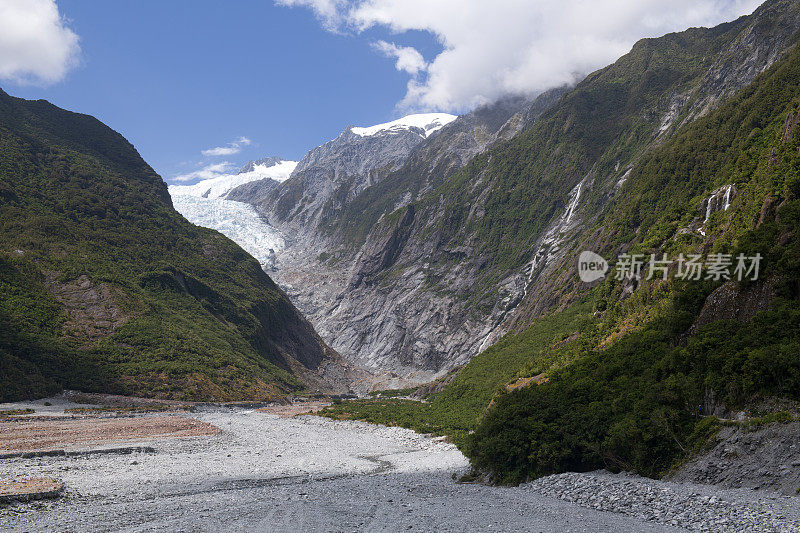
xmin=3 ymin=1 xmax=443 ymax=182
xmin=0 ymin=0 xmax=762 ymax=184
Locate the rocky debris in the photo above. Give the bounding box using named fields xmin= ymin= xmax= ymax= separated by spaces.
xmin=0 ymin=446 xmax=155 ymax=460
xmin=526 ymin=471 xmax=800 ymax=532
xmin=668 ymin=421 xmax=800 ymax=496
xmin=5 ymin=410 xmax=800 ymax=532
xmin=0 ymin=478 xmax=63 ymax=503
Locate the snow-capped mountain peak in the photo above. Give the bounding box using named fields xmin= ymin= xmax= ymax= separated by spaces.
xmin=169 ymin=158 xmax=297 ymax=200
xmin=237 ymin=156 xmax=285 ymax=174
xmin=350 ymin=113 xmax=457 ymax=139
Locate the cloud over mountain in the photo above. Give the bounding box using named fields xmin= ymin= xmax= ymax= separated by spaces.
xmin=202 ymin=136 xmax=252 ymax=157
xmin=278 ymin=0 xmax=763 ymax=111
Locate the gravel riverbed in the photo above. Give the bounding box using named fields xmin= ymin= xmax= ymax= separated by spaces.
xmin=1 ymin=407 xmax=798 ymax=532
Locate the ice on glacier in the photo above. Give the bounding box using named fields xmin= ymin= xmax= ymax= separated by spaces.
xmin=170 ymin=194 xmax=284 ymax=269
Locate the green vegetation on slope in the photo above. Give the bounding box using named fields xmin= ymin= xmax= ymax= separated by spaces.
xmin=466 ymin=38 xmax=800 ymax=483
xmin=372 ymin=16 xmax=758 ymax=300
xmin=322 ymin=20 xmax=800 ymax=483
xmin=0 ymin=89 xmax=325 ymax=402
xmin=321 ymin=300 xmax=598 ymax=444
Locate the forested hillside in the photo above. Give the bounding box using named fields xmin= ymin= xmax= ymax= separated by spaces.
xmin=0 ymin=89 xmax=346 ymax=402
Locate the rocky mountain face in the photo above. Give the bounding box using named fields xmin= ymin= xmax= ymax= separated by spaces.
xmin=229 ymin=114 xmax=456 ymax=239
xmin=227 ymin=101 xmax=556 ymax=383
xmin=224 ymin=0 xmax=800 ymax=386
xmin=237 ymin=156 xmax=285 ymax=174
xmin=0 ymin=89 xmax=358 ymax=402
xmin=320 ymin=0 xmax=800 ymax=486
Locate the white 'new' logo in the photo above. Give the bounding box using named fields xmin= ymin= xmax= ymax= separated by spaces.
xmin=578 ymin=251 xmax=608 ymax=283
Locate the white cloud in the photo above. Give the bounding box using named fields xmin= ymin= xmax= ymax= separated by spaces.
xmin=173 ymin=162 xmax=236 ymax=183
xmin=372 ymin=40 xmax=427 ymax=76
xmin=0 ymin=0 xmax=80 ymax=85
xmin=277 ymin=0 xmax=764 ymax=111
xmin=201 ymin=136 xmax=252 ymax=157
xmin=276 ymin=0 xmax=349 ymax=30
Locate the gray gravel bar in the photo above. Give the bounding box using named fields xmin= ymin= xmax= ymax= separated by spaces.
xmin=1 ymin=408 xmax=798 ymax=532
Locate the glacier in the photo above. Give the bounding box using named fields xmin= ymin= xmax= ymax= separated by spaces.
xmin=171 ymin=195 xmax=284 ymax=269
xmin=168 ymin=158 xmax=295 ymax=270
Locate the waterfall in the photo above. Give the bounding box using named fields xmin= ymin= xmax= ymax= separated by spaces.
xmin=699 ymin=184 xmax=735 ymax=234
xmin=525 ymin=178 xmax=586 ymax=285
xmin=704 ymin=196 xmax=715 ymax=224
xmin=722 ymin=184 xmax=733 ymax=211
xmin=565 ymin=182 xmax=583 ymax=224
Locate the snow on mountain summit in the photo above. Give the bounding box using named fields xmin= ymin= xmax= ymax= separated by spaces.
xmin=169 ymin=158 xmax=297 ymax=200
xmin=350 ymin=113 xmax=457 ymax=139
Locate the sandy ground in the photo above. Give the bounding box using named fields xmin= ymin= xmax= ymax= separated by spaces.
xmin=257 ymin=401 xmax=330 ymax=418
xmin=0 ymin=406 xmax=685 ymax=532
xmin=0 ymin=478 xmax=63 ymax=498
xmin=0 ymin=417 xmax=219 ymax=454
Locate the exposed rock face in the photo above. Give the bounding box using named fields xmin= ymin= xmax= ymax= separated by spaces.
xmin=687 ymin=278 xmax=777 ymax=336
xmin=224 ymin=177 xmax=280 ymax=205
xmin=232 ymin=115 xmax=456 ymax=240
xmin=272 ymin=99 xmax=556 ymax=382
xmin=237 ymin=156 xmax=285 ymax=174
xmin=44 ymin=273 xmax=130 ymax=340
xmin=227 ymin=100 xmax=552 ymax=383
xmin=668 ymin=420 xmax=800 ymax=496
xmin=229 ymin=0 xmax=800 ymax=385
